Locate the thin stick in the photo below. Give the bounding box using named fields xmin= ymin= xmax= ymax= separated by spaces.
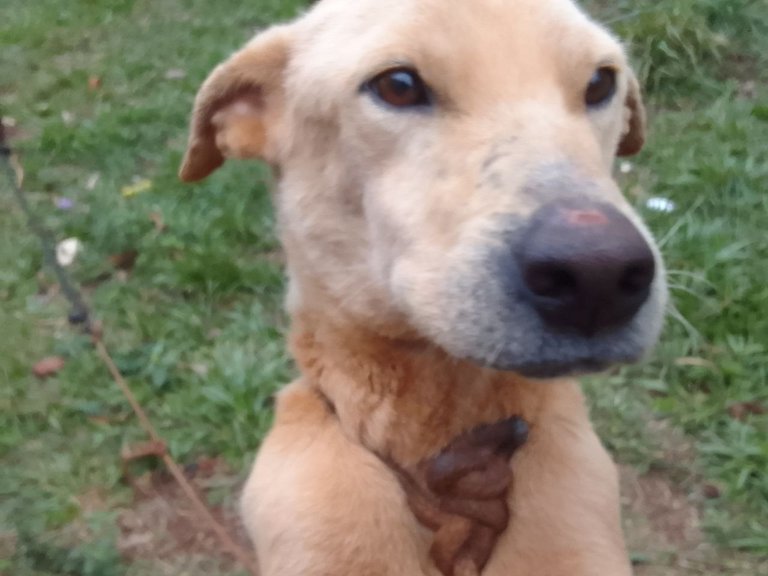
xmin=93 ymin=328 xmax=260 ymax=576
xmin=1 ymin=132 xmax=259 ymax=576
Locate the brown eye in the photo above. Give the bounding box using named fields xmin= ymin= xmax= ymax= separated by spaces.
xmin=365 ymin=67 xmax=431 ymax=109
xmin=585 ymin=67 xmax=617 ymax=107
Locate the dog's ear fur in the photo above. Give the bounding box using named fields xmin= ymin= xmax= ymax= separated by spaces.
xmin=179 ymin=27 xmax=292 ymax=182
xmin=616 ymin=70 xmax=646 ymax=157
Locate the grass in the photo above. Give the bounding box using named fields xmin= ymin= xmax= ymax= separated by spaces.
xmin=1 ymin=0 xmax=766 ymax=574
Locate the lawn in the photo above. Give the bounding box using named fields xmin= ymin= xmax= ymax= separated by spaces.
xmin=1 ymin=1 xmax=766 ymax=575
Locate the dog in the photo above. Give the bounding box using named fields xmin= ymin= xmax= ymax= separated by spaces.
xmin=179 ymin=0 xmax=667 ymax=574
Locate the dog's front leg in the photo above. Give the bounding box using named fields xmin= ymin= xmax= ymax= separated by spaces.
xmin=241 ymin=382 xmax=439 ymax=576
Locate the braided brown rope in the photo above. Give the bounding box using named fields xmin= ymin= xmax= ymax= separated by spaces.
xmin=389 ymin=417 xmax=529 ymax=576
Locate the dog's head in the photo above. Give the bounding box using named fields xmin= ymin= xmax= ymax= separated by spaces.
xmin=180 ymin=0 xmax=667 ymax=378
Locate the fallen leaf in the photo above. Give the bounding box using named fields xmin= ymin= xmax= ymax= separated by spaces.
xmin=33 ymin=356 xmax=66 ymax=378
xmin=727 ymin=401 xmax=767 ymax=421
xmin=88 ymin=75 xmax=102 ymax=91
xmin=121 ymin=178 xmax=152 ymax=198
xmin=702 ymin=483 xmax=722 ymax=499
xmin=121 ymin=440 xmax=166 ymax=463
xmin=109 ymin=250 xmax=139 ymax=271
xmin=185 ymin=455 xmax=223 ymax=479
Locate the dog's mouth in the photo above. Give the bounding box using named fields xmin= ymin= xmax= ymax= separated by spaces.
xmin=491 ymin=356 xmax=618 ymax=379
xmin=463 ymin=337 xmax=651 ymax=378
xmin=426 ymin=274 xmax=666 ymax=380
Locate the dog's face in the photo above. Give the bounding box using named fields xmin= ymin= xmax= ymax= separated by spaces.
xmin=180 ymin=0 xmax=667 ymax=378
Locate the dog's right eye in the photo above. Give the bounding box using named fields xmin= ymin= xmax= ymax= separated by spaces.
xmin=364 ymin=68 xmax=432 ymax=109
xmin=585 ymin=67 xmax=617 ymax=108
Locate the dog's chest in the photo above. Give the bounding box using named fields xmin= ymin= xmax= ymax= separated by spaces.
xmin=319 ymin=377 xmax=551 ymax=576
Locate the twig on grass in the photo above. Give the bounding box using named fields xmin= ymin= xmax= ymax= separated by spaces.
xmin=1 ymin=119 xmax=260 ymax=576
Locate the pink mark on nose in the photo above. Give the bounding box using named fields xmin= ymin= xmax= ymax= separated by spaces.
xmin=565 ymin=209 xmax=609 ymax=226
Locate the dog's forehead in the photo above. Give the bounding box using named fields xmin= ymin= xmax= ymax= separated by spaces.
xmin=295 ymin=0 xmax=621 ymax=71
xmin=289 ymin=0 xmax=624 ymax=107
xmin=304 ymin=0 xmax=591 ymax=29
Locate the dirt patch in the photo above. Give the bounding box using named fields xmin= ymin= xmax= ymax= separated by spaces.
xmin=621 ymin=465 xmax=706 ymax=575
xmin=619 ymin=421 xmax=767 ymax=576
xmin=116 ymin=458 xmax=255 ymax=576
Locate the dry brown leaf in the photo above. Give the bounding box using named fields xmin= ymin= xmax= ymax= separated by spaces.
xmin=109 ymin=249 xmax=139 ymax=271
xmin=727 ymin=401 xmax=767 ymax=421
xmin=121 ymin=440 xmax=167 ymax=463
xmin=702 ymin=483 xmax=722 ymax=500
xmin=32 ymin=356 xmax=66 ymax=378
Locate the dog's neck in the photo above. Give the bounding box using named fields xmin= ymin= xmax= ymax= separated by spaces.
xmin=289 ymin=311 xmax=561 ymax=465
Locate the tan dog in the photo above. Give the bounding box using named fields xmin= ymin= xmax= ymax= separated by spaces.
xmin=180 ymin=0 xmax=667 ymax=574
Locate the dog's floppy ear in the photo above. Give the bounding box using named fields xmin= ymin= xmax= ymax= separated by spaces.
xmin=179 ymin=26 xmax=292 ymax=182
xmin=616 ymin=70 xmax=646 ymax=157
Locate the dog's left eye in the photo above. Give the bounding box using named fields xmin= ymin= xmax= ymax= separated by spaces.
xmin=585 ymin=67 xmax=617 ymax=107
xmin=364 ymin=68 xmax=432 ymax=109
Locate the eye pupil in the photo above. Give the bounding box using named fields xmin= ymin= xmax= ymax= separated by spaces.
xmin=585 ymin=67 xmax=617 ymax=107
xmin=367 ymin=68 xmax=430 ymax=108
xmin=388 ymin=71 xmax=415 ymax=94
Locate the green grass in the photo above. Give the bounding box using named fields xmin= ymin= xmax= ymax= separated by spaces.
xmin=1 ymin=0 xmax=767 ymax=573
xmin=584 ymin=0 xmax=768 ymax=555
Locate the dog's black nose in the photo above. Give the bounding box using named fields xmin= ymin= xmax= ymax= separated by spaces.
xmin=518 ymin=201 xmax=655 ymax=335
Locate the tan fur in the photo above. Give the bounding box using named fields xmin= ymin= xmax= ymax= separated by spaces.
xmin=181 ymin=1 xmax=665 ymax=574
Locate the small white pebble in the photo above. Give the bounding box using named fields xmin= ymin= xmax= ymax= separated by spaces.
xmin=61 ymin=111 xmax=76 ymax=126
xmin=646 ymin=197 xmax=677 ymax=213
xmin=85 ymin=173 xmax=100 ymax=191
xmin=56 ymin=238 xmax=82 ymax=267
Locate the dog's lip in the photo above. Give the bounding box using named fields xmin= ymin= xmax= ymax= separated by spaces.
xmin=513 ymin=359 xmax=611 ymax=379
xmin=480 ymin=354 xmax=638 ymax=379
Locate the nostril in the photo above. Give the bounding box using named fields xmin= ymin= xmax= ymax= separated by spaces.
xmin=517 ymin=199 xmax=658 ymax=335
xmin=618 ymin=261 xmax=655 ymax=294
xmin=525 ymin=264 xmax=578 ymax=299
